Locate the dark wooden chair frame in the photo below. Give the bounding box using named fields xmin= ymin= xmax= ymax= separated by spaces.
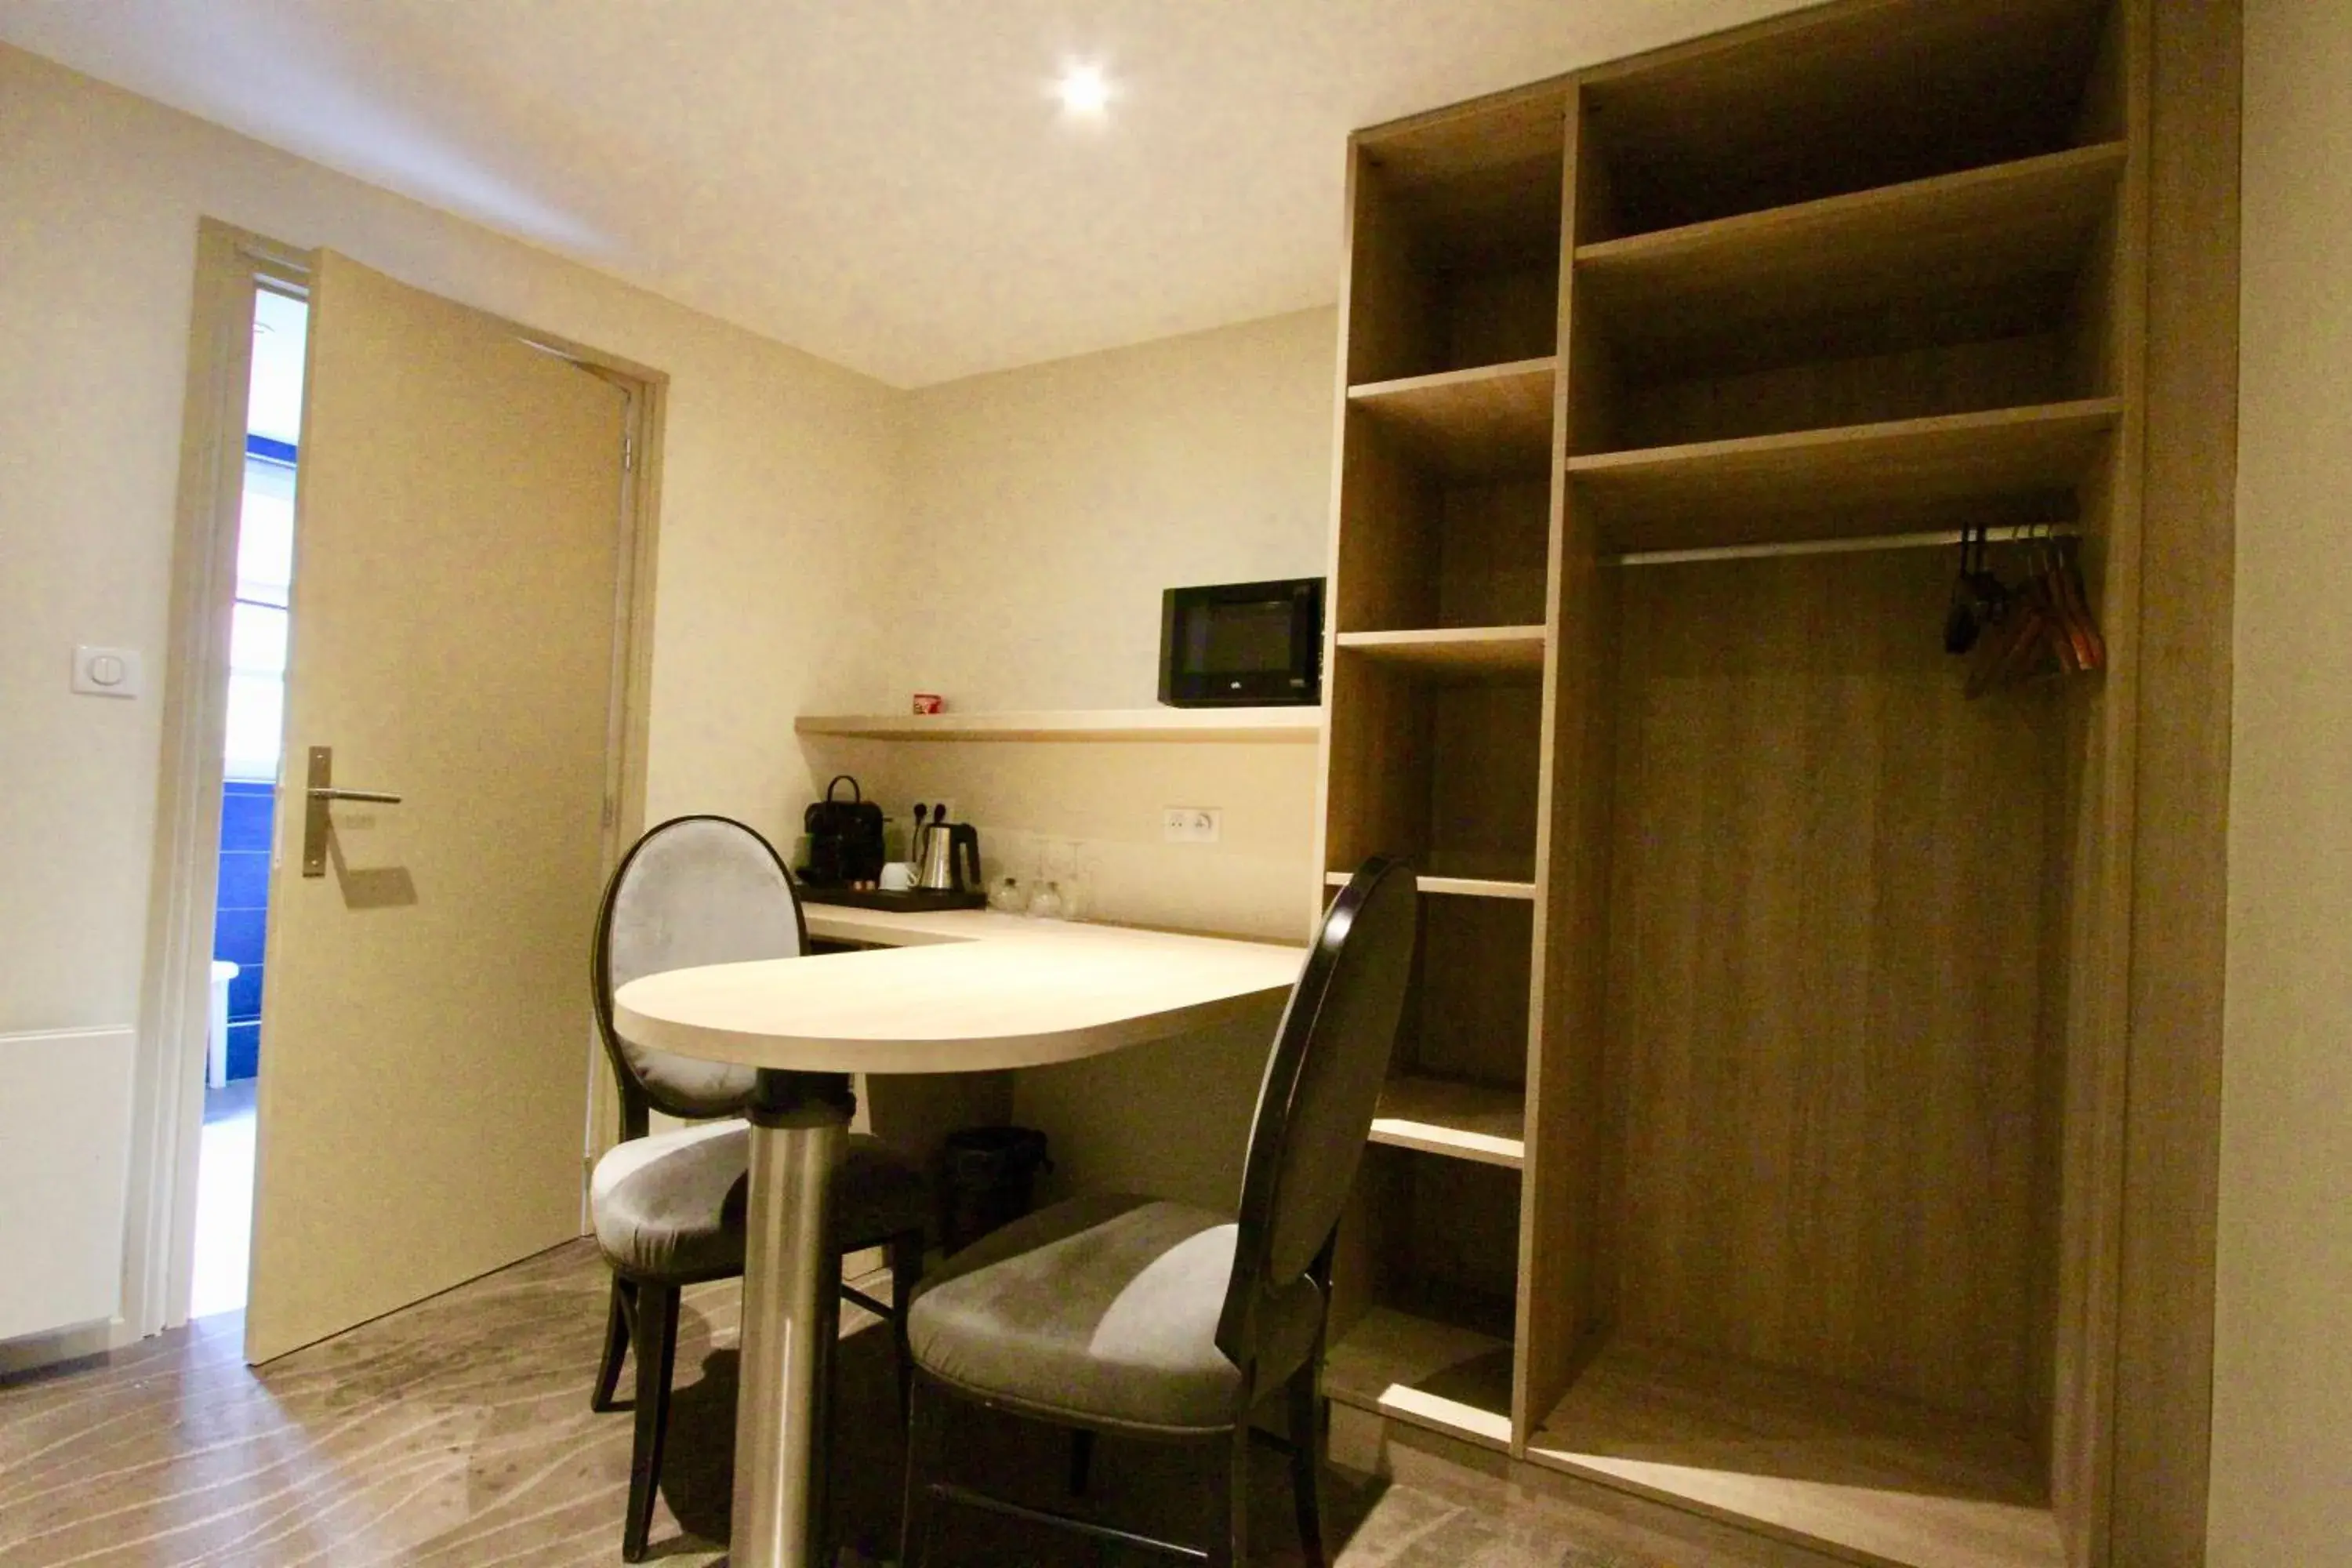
xmin=587 ymin=813 xmax=927 ymax=1562
xmin=898 ymin=855 xmax=1415 ymax=1567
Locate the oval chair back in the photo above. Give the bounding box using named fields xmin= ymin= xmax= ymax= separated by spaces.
xmin=591 ymin=815 xmax=809 ymax=1138
xmin=1215 ymin=855 xmax=1417 ymax=1367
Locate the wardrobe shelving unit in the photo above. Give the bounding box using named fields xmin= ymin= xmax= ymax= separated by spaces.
xmin=1310 ymin=2 xmax=2152 ymax=1564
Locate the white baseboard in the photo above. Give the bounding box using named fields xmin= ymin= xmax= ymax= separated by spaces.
xmin=0 ymin=1316 xmax=132 ymax=1377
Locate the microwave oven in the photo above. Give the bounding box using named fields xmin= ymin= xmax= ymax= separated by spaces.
xmin=1158 ymin=577 xmax=1325 ymax=707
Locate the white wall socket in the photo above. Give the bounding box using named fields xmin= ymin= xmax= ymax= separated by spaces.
xmin=1162 ymin=807 xmax=1221 ymax=844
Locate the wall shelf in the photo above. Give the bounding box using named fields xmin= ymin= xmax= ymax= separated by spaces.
xmin=1528 ymin=1335 xmax=2063 ymax=1568
xmin=1370 ymin=1075 xmax=1526 ymax=1167
xmin=1348 ymin=358 xmax=1559 ymax=479
xmin=1566 ymin=398 xmax=2122 ymax=554
xmin=1323 ymin=1305 xmax=1516 ymax=1452
xmin=1336 ymin=626 xmax=1547 ymax=677
xmin=795 ymin=709 xmax=1321 ymax=743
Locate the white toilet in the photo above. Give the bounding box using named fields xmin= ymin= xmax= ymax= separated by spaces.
xmin=207 ymin=959 xmax=241 ymax=1089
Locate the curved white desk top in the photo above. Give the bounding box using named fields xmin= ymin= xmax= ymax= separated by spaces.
xmin=621 ymin=904 xmax=1305 ymax=1567
xmin=613 ymin=906 xmax=1305 ymax=1076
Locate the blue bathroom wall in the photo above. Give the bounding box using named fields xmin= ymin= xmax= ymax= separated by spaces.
xmin=216 ymin=782 xmax=274 ymax=1080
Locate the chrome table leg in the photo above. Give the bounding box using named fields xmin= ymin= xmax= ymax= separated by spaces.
xmin=731 ymin=1070 xmax=852 ymax=1568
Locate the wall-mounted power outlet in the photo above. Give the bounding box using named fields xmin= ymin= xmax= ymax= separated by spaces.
xmin=909 ymin=798 xmax=957 ymax=827
xmin=1162 ymin=807 xmax=1221 ymax=844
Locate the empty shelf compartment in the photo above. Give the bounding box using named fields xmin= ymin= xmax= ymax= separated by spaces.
xmin=1371 ymin=1075 xmax=1526 ymax=1167
xmin=1570 ymin=399 xmax=2121 ymax=555
xmin=1324 ymin=1305 xmax=1515 ymax=1451
xmin=1529 ymin=1335 xmax=2061 ymax=1568
xmin=1336 ymin=625 xmax=1547 ymax=677
xmin=1348 ymin=358 xmax=1558 ymax=481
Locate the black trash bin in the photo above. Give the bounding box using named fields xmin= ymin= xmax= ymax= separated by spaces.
xmin=938 ymin=1126 xmax=1053 ymax=1254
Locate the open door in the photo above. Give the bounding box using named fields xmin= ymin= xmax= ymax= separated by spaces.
xmin=244 ymin=252 xmax=626 ymax=1363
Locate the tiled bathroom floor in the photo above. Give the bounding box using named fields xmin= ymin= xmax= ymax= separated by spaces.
xmin=191 ymin=1079 xmax=256 ymax=1318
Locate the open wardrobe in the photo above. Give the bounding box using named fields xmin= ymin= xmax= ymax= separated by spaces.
xmin=1308 ymin=1 xmax=2238 ymax=1563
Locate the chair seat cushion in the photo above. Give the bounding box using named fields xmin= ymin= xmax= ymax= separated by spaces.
xmin=591 ymin=1120 xmax=930 ymax=1282
xmin=906 ymin=1193 xmax=1325 ymax=1435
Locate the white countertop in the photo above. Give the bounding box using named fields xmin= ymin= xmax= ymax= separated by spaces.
xmin=614 ymin=907 xmax=1305 ymax=1076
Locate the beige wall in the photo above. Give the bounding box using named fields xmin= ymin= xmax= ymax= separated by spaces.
xmin=805 ymin=732 xmax=1321 ymax=1212
xmin=2209 ymin=2 xmax=2352 ymax=1558
xmin=0 ymin=41 xmax=1343 ymax=1335
xmin=0 ymin=44 xmax=905 ymax=1340
xmin=0 ymin=42 xmax=902 ymax=1044
xmin=835 ymin=310 xmax=1341 ymax=1204
xmin=801 ymin=735 xmax=1322 ymax=946
xmin=862 ymin=307 xmax=1340 ymax=950
xmin=889 ymin=308 xmax=1338 ymax=710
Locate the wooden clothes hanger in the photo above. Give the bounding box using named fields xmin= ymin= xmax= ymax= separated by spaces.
xmin=1944 ymin=519 xmax=2008 ymax=657
xmin=2047 ymin=531 xmax=2106 ymax=673
xmin=1954 ymin=521 xmax=2107 ymax=698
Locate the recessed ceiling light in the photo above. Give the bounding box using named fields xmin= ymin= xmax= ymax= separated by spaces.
xmin=1054 ymin=62 xmax=1113 ymax=118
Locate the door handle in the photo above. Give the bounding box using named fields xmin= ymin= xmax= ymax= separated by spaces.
xmin=302 ymin=746 xmax=401 ymax=877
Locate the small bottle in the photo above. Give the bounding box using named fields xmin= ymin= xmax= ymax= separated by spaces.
xmin=989 ymin=875 xmax=1025 ymax=914
xmin=1026 ymin=880 xmax=1065 ymax=920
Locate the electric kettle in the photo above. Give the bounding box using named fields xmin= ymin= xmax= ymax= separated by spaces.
xmin=912 ymin=820 xmax=983 ymax=894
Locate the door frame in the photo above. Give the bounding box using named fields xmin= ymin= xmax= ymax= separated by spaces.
xmin=125 ymin=218 xmax=666 ymax=1342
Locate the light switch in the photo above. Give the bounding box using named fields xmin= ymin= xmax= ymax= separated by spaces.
xmin=71 ymin=645 xmax=143 ymax=699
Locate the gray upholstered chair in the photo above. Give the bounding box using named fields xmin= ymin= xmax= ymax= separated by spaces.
xmin=588 ymin=814 xmax=931 ymax=1563
xmin=898 ymin=855 xmax=1418 ymax=1567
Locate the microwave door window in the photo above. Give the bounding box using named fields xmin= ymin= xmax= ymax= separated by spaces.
xmin=1189 ymin=601 xmax=1295 ymax=674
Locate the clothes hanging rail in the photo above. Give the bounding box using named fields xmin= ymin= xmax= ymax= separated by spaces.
xmin=1610 ymin=523 xmax=2081 ymax=568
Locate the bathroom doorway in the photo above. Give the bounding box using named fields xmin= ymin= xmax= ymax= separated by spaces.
xmin=190 ymin=283 xmax=307 ymax=1318
xmin=144 ymin=223 xmax=662 ymax=1356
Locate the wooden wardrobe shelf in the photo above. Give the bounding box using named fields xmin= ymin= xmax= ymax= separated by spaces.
xmin=1335 ymin=626 xmax=1547 ymax=677
xmin=1325 ymin=872 xmax=1537 ymax=902
xmin=1370 ymin=1075 xmax=1526 ymax=1167
xmin=1567 ymin=398 xmax=2122 ymax=553
xmin=1575 ymin=143 xmax=2126 ymax=355
xmin=1528 ymin=1335 xmax=2063 ymax=1568
xmin=1348 ymin=358 xmax=1559 ymax=478
xmin=1570 ymin=0 xmax=2111 ymax=241
xmin=1323 ymin=1305 xmax=1516 ymax=1452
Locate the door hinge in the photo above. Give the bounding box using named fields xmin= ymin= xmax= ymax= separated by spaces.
xmin=622 ymin=434 xmax=634 ymax=473
xmin=601 ymin=796 xmax=617 ymax=829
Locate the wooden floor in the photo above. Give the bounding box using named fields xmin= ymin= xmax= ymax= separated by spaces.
xmin=0 ymin=1240 xmax=1846 ymax=1566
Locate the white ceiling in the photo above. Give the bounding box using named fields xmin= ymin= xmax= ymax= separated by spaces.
xmin=0 ymin=0 xmax=1809 ymax=387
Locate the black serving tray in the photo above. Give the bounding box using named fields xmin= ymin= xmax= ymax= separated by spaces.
xmin=795 ymin=883 xmax=987 ymax=913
